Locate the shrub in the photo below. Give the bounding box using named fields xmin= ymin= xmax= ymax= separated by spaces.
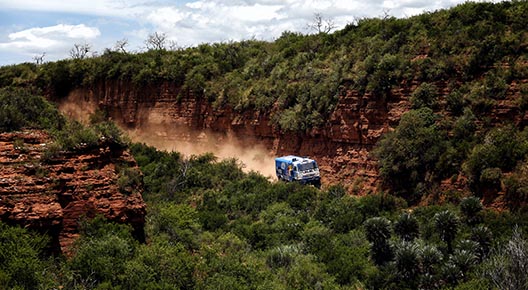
xmin=484 ymin=228 xmax=528 ymax=290
xmin=364 ymin=217 xmax=393 ymax=265
xmin=373 ymin=108 xmax=446 ymax=198
xmin=0 ymin=87 xmax=63 ymax=132
xmin=503 ymin=160 xmax=528 ymax=210
xmin=434 ymin=210 xmax=459 ymax=253
xmin=393 ymin=241 xmax=421 ymax=284
xmin=301 ymin=220 xmax=332 ymax=255
xmin=117 ymin=167 xmax=143 ymax=195
xmin=67 ymin=217 xmax=137 ymax=287
xmin=323 ymin=230 xmax=375 ymax=285
xmin=479 ymin=167 xmax=502 ymax=188
xmin=315 ymin=195 xmax=362 ymax=233
xmin=0 ymin=222 xmax=51 ymax=289
xmin=280 ymin=254 xmax=339 ymax=290
xmin=459 ymin=196 xmax=483 ymax=225
xmin=463 ymin=126 xmax=528 ymax=191
xmin=410 ymin=82 xmax=438 ymax=109
xmin=148 ymin=203 xmax=201 ymax=249
xmin=266 ymin=244 xmax=301 ymax=268
xmin=394 ymin=212 xmax=420 ymax=241
xmin=52 ymin=120 xmax=99 ymax=151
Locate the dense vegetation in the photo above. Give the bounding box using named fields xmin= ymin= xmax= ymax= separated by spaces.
xmin=2 ymin=137 xmax=528 ymax=289
xmin=2 ymin=1 xmax=528 ymax=289
xmin=1 ymin=88 xmax=528 ymax=289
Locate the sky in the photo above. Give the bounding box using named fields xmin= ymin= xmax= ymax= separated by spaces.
xmin=0 ymin=0 xmax=499 ymax=66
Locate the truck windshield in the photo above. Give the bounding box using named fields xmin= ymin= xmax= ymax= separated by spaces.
xmin=298 ymin=162 xmax=316 ymax=171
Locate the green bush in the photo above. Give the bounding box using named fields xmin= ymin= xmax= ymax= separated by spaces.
xmin=266 ymin=244 xmax=301 ymax=268
xmin=67 ymin=217 xmax=138 ymax=287
xmin=373 ymin=108 xmax=446 ymax=199
xmin=410 ymin=82 xmax=438 ymax=109
xmin=148 ymin=203 xmax=201 ymax=249
xmin=394 ymin=212 xmax=420 ymax=241
xmin=364 ymin=217 xmax=393 ymax=265
xmin=117 ymin=167 xmax=143 ymax=195
xmin=463 ymin=126 xmax=528 ymax=190
xmin=0 ymin=222 xmax=52 ymax=289
xmin=122 ymin=239 xmax=196 ymax=289
xmin=504 ymin=160 xmax=528 ymax=210
xmin=459 ymin=196 xmax=483 ymax=225
xmin=0 ymin=87 xmax=63 ymax=132
xmin=434 ymin=210 xmax=459 ymax=253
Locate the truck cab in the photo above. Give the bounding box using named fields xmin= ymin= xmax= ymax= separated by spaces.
xmin=275 ymin=155 xmax=321 ymax=188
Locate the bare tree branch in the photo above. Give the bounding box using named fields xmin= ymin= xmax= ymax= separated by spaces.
xmin=70 ymin=43 xmax=91 ymax=59
xmin=145 ymin=32 xmax=167 ymax=50
xmin=33 ymin=52 xmax=46 ymax=65
xmin=307 ymin=13 xmax=336 ymax=34
xmin=114 ymin=38 xmax=129 ymax=53
xmin=168 ymin=40 xmax=181 ymax=51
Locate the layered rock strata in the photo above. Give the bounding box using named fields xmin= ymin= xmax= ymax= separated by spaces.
xmin=0 ymin=130 xmax=146 ymax=253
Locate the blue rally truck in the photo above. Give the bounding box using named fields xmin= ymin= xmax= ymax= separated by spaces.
xmin=275 ymin=155 xmax=321 ymax=188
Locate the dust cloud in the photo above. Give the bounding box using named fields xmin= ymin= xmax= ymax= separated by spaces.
xmin=58 ymin=95 xmax=277 ymax=179
xmin=126 ymin=122 xmax=277 ymax=179
xmin=58 ymin=91 xmax=97 ymax=125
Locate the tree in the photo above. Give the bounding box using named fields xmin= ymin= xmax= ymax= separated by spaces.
xmin=471 ymin=225 xmax=493 ymax=260
xmin=434 ymin=210 xmax=459 ymax=253
xmin=459 ymin=196 xmax=483 ymax=225
xmin=410 ymin=82 xmax=438 ymax=109
xmin=113 ymin=38 xmax=129 ymax=53
xmin=420 ymin=244 xmax=442 ymax=277
xmin=393 ymin=241 xmax=421 ymax=287
xmin=69 ymin=43 xmax=91 ymax=59
xmin=145 ymin=32 xmax=167 ymax=50
xmin=373 ymin=108 xmax=446 ymax=199
xmin=394 ymin=212 xmax=420 ymax=241
xmin=33 ymin=52 xmax=46 ymax=65
xmin=364 ymin=217 xmax=393 ymax=265
xmin=307 ymin=13 xmax=336 ymax=34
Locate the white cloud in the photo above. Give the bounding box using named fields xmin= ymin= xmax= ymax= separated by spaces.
xmin=0 ymin=0 xmax=475 ymax=40
xmin=0 ymin=24 xmax=100 ymax=57
xmin=0 ymin=0 xmax=144 ymax=18
xmin=0 ymin=0 xmax=502 ymax=64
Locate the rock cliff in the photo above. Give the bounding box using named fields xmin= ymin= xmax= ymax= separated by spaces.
xmin=0 ymin=130 xmax=146 ymax=253
xmin=56 ymin=78 xmax=528 ymax=195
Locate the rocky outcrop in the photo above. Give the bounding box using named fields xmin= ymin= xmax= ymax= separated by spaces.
xmin=57 ymin=78 xmax=528 ymax=195
xmin=0 ymin=130 xmax=146 ymax=254
xmin=57 ymin=80 xmax=408 ymax=193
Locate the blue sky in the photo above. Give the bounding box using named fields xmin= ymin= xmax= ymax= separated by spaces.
xmin=0 ymin=0 xmax=500 ymax=66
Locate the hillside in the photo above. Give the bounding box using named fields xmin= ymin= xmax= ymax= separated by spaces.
xmin=1 ymin=1 xmax=528 ymax=289
xmin=2 ymin=1 xmax=528 ymax=203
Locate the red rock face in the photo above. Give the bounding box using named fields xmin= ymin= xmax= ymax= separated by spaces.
xmin=55 ymin=79 xmax=528 ymax=195
xmin=57 ymin=80 xmax=408 ymax=194
xmin=0 ymin=130 xmax=146 ymax=254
